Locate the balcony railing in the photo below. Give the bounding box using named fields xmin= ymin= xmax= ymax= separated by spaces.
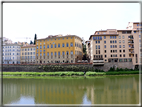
xmin=128 ymin=41 xmax=134 ymax=44
xmin=129 ymin=46 xmax=134 ymax=49
xmin=93 ymin=58 xmax=103 ymax=60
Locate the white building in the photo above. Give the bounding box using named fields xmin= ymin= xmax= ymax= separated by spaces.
xmin=3 ymin=44 xmax=21 ymax=64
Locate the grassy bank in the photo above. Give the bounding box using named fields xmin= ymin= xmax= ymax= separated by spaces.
xmin=2 ymin=71 xmax=140 ymax=77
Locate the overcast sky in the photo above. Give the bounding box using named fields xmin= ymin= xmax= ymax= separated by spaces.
xmin=3 ymin=3 xmax=140 ymax=43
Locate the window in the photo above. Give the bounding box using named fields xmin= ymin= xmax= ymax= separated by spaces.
xmin=123 ymin=54 xmax=125 ymax=57
xmin=70 ymin=43 xmax=73 ymax=47
xmin=111 ymin=50 xmax=112 ymax=53
xmin=55 ymin=52 xmax=57 ymax=56
xmin=134 ymin=31 xmax=136 ymax=33
xmin=119 ymin=45 xmax=121 ymax=48
xmin=40 ymin=50 xmax=42 ymax=52
xmin=66 ymin=43 xmax=69 ymax=47
xmin=120 ymin=50 xmax=121 ymax=52
xmin=66 ymin=51 xmax=69 ymax=55
xmin=123 ymin=50 xmax=125 ymax=52
xmin=43 ymin=50 xmax=45 ymax=52
xmin=96 ymin=45 xmax=97 ymax=49
xmin=98 ymin=45 xmax=100 ymax=49
xmin=122 ymin=36 xmax=124 ymax=39
xmin=104 ymin=45 xmax=106 ymax=48
xmin=110 ymin=41 xmax=112 ymax=43
xmin=110 ymin=36 xmax=112 ymax=39
xmin=43 ymin=45 xmax=45 ymax=49
xmin=123 ymin=40 xmax=125 ymax=43
xmin=113 ymin=45 xmax=114 ymax=48
xmin=47 ymin=45 xmax=49 ymax=48
xmin=104 ymin=50 xmax=106 ymax=53
xmin=124 ymin=58 xmax=127 ymax=62
xmin=119 ymin=40 xmax=121 ymax=43
xmin=40 ymin=53 xmax=42 ymax=56
xmin=62 ymin=43 xmax=64 ymax=47
xmin=96 ymin=41 xmax=97 ymax=44
xmin=104 ymin=36 xmax=106 ymax=39
xmin=58 ymin=43 xmax=60 ymax=47
xmin=120 ymin=54 xmax=122 ymax=57
xmin=71 ymin=51 xmax=73 ymax=55
xmin=51 ymin=52 xmax=53 ymax=56
xmin=123 ymin=45 xmax=125 ymax=48
xmin=63 ymin=38 xmax=64 ymax=40
xmin=51 ymin=44 xmax=53 ymax=48
xmin=37 ymin=53 xmax=38 ymax=56
xmin=115 ymin=36 xmax=116 ymax=39
xmin=105 ymin=55 xmax=107 ymax=57
xmin=58 ymin=52 xmax=60 ymax=56
xmin=139 ymin=35 xmax=141 ymax=38
xmin=67 ymin=37 xmax=68 ymax=39
xmin=54 ymin=44 xmax=57 ymax=48
xmin=110 ymin=45 xmax=112 ymax=48
xmin=115 ymin=40 xmax=117 ymax=43
xmin=98 ymin=41 xmax=100 ymax=43
xmin=62 ymin=51 xmax=65 ymax=55
xmin=104 ymin=41 xmax=106 ymax=43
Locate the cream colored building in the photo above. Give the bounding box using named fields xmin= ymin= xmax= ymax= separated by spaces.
xmin=89 ymin=22 xmax=141 ymax=70
xmin=36 ymin=35 xmax=83 ymax=64
xmin=21 ymin=45 xmax=36 ymax=64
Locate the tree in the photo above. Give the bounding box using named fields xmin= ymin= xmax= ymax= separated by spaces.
xmin=34 ymin=34 xmax=37 ymax=45
xmin=30 ymin=40 xmax=33 ymax=44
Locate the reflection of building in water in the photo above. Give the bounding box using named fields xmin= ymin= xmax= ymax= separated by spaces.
xmin=34 ymin=82 xmax=84 ymax=104
xmin=85 ymin=76 xmax=139 ymax=104
xmin=3 ymin=76 xmax=139 ymax=104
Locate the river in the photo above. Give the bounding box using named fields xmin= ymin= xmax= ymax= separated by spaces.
xmin=3 ymin=75 xmax=140 ymax=105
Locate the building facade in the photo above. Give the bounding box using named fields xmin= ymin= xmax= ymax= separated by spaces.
xmin=36 ymin=35 xmax=83 ymax=64
xmin=20 ymin=45 xmax=36 ymax=64
xmin=3 ymin=44 xmax=21 ymax=64
xmin=89 ymin=22 xmax=141 ymax=70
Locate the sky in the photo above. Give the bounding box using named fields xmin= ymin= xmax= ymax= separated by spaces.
xmin=3 ymin=3 xmax=140 ymax=43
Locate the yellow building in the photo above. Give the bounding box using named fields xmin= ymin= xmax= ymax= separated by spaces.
xmin=21 ymin=45 xmax=36 ymax=64
xmin=36 ymin=35 xmax=83 ymax=64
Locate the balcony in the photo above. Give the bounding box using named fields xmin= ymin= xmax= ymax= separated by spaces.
xmin=129 ymin=51 xmax=134 ymax=54
xmin=129 ymin=46 xmax=134 ymax=50
xmin=128 ymin=41 xmax=134 ymax=44
xmin=128 ymin=35 xmax=134 ymax=40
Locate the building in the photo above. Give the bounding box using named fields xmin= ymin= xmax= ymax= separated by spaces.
xmin=3 ymin=43 xmax=21 ymax=64
xmin=3 ymin=37 xmax=12 ymax=44
xmin=89 ymin=22 xmax=141 ymax=70
xmin=17 ymin=41 xmax=29 ymax=46
xmin=20 ymin=45 xmax=36 ymax=64
xmin=36 ymin=35 xmax=83 ymax=64
xmin=85 ymin=40 xmax=91 ymax=60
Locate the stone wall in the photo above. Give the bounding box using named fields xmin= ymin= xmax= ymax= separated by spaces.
xmin=2 ymin=62 xmax=135 ymax=72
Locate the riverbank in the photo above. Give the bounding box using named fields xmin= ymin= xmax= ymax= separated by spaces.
xmin=2 ymin=71 xmax=140 ymax=77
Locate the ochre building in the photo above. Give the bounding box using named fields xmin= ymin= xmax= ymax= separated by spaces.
xmin=36 ymin=35 xmax=83 ymax=64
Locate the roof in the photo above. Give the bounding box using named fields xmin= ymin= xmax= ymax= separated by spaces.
xmin=36 ymin=35 xmax=83 ymax=41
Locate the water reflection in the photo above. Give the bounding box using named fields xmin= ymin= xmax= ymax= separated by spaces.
xmin=3 ymin=75 xmax=139 ymax=104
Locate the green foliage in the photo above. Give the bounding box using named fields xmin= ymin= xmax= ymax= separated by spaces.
xmin=42 ymin=65 xmax=91 ymax=72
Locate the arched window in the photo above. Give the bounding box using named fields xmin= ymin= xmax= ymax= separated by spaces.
xmin=54 ymin=44 xmax=57 ymax=48
xmin=58 ymin=51 xmax=60 ymax=55
xmin=62 ymin=51 xmax=65 ymax=55
xmin=70 ymin=43 xmax=73 ymax=47
xmin=71 ymin=51 xmax=73 ymax=55
xmin=58 ymin=43 xmax=60 ymax=47
xmin=51 ymin=44 xmax=53 ymax=48
xmin=66 ymin=43 xmax=69 ymax=47
xmin=66 ymin=51 xmax=69 ymax=55
xmin=55 ymin=52 xmax=57 ymax=56
xmin=62 ymin=43 xmax=64 ymax=47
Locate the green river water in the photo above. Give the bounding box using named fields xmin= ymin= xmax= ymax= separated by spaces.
xmin=3 ymin=75 xmax=140 ymax=105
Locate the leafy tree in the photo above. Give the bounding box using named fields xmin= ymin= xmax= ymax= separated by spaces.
xmin=34 ymin=34 xmax=37 ymax=45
